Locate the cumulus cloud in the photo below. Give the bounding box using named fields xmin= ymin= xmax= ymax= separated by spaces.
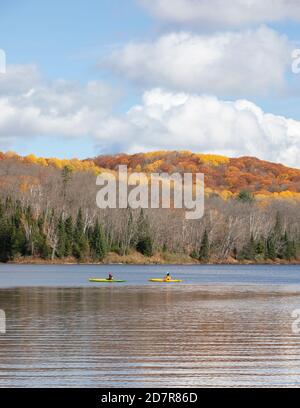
xmin=105 ymin=27 xmax=291 ymax=97
xmin=1 ymin=65 xmax=299 ymax=168
xmin=0 ymin=64 xmax=119 ymax=146
xmin=138 ymin=0 xmax=300 ymax=28
xmin=95 ymin=89 xmax=300 ymax=168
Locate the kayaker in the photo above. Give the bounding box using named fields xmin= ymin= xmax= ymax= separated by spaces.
xmin=164 ymin=272 xmax=171 ymax=282
xmin=108 ymin=273 xmax=114 ymax=281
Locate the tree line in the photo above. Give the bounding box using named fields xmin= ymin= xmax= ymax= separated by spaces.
xmin=0 ymin=198 xmax=154 ymax=263
xmin=0 ymin=158 xmax=299 ymax=263
xmin=0 ymin=196 xmax=298 ymax=263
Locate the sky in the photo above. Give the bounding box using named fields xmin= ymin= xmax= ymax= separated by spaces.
xmin=0 ymin=0 xmax=300 ymax=168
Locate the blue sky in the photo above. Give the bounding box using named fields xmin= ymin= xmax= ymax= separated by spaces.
xmin=0 ymin=0 xmax=152 ymax=79
xmin=0 ymin=0 xmax=300 ymax=167
xmin=0 ymin=0 xmax=152 ymax=158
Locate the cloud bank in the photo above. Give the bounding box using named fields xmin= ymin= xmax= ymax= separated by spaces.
xmin=105 ymin=27 xmax=291 ymax=96
xmin=0 ymin=65 xmax=118 ymax=147
xmin=0 ymin=66 xmax=299 ymax=168
xmin=138 ymin=0 xmax=300 ymax=28
xmin=95 ymin=89 xmax=300 ymax=168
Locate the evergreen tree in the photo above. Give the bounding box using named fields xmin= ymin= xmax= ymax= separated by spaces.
xmin=135 ymin=209 xmax=153 ymax=257
xmin=61 ymin=165 xmax=73 ymax=199
xmin=266 ymin=234 xmax=276 ymax=260
xmin=64 ymin=216 xmax=73 ymax=257
xmin=238 ymin=235 xmax=256 ymax=260
xmin=57 ymin=216 xmax=66 ymax=258
xmin=233 ymin=246 xmax=238 ymax=259
xmin=274 ymin=212 xmax=283 ymax=237
xmin=281 ymin=232 xmax=296 ymax=261
xmin=10 ymin=222 xmax=26 ymax=258
xmin=38 ymin=236 xmax=51 ymax=259
xmin=136 ymin=236 xmax=153 ymax=257
xmin=73 ymin=208 xmax=89 ymax=260
xmin=199 ymin=230 xmax=210 ymax=262
xmin=90 ymin=220 xmax=107 ymax=261
xmin=0 ymin=213 xmax=11 ymax=262
xmin=237 ymin=190 xmax=254 ymax=203
xmin=255 ymin=238 xmax=265 ymax=257
xmin=190 ymin=249 xmax=199 ymax=259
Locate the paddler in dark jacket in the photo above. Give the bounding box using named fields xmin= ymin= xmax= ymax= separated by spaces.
xmin=164 ymin=272 xmax=171 ymax=282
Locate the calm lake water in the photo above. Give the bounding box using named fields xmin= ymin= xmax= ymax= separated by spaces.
xmin=1 ymin=264 xmax=300 ymax=387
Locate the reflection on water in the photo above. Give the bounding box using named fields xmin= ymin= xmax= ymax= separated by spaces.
xmin=1 ymin=285 xmax=300 ymax=387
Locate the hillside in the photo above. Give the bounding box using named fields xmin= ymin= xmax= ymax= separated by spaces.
xmin=92 ymin=151 xmax=300 ymax=198
xmin=1 ymin=151 xmax=300 ymax=199
xmin=0 ymin=150 xmax=300 ymax=264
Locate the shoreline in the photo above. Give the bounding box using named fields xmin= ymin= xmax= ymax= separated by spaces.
xmin=4 ymin=252 xmax=300 ymax=266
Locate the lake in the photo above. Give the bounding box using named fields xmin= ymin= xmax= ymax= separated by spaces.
xmin=0 ymin=264 xmax=300 ymax=387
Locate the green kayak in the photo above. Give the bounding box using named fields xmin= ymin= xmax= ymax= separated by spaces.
xmin=89 ymin=278 xmax=127 ymax=283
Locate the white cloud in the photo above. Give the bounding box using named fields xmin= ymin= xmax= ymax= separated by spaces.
xmin=138 ymin=0 xmax=300 ymax=28
xmin=0 ymin=64 xmax=42 ymax=94
xmin=105 ymin=27 xmax=291 ymax=96
xmin=1 ymin=65 xmax=299 ymax=168
xmin=0 ymin=64 xmax=119 ymax=146
xmin=95 ymin=88 xmax=300 ymax=168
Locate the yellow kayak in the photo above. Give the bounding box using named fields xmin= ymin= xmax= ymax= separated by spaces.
xmin=149 ymin=278 xmax=183 ymax=283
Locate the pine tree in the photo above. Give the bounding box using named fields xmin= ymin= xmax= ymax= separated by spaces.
xmin=135 ymin=209 xmax=153 ymax=257
xmin=38 ymin=236 xmax=51 ymax=259
xmin=255 ymin=238 xmax=265 ymax=257
xmin=57 ymin=216 xmax=66 ymax=258
xmin=90 ymin=220 xmax=107 ymax=261
xmin=266 ymin=235 xmax=276 ymax=260
xmin=64 ymin=216 xmax=73 ymax=257
xmin=199 ymin=229 xmax=209 ymax=262
xmin=190 ymin=249 xmax=199 ymax=260
xmin=73 ymin=208 xmax=89 ymax=261
xmin=237 ymin=190 xmax=254 ymax=203
xmin=281 ymin=232 xmax=296 ymax=261
xmin=136 ymin=236 xmax=153 ymax=257
xmin=61 ymin=165 xmax=73 ymax=199
xmin=10 ymin=222 xmax=26 ymax=258
xmin=0 ymin=212 xmax=10 ymax=262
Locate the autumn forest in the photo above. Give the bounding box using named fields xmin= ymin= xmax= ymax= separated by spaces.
xmin=0 ymin=150 xmax=300 ymax=264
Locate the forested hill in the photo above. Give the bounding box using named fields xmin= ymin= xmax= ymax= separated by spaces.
xmin=0 ymin=150 xmax=300 ymax=264
xmin=0 ymin=150 xmax=300 ymax=199
xmin=93 ymin=151 xmax=300 ymax=198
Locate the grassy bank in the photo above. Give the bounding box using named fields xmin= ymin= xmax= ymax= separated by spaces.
xmin=6 ymin=251 xmax=300 ymax=265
